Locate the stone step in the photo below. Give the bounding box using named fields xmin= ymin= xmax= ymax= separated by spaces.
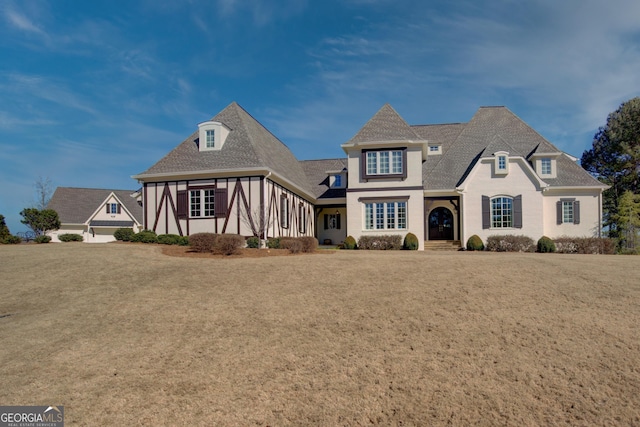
xmin=424 ymin=240 xmax=462 ymax=251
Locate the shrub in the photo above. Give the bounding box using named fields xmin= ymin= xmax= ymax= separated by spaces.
xmin=246 ymin=236 xmax=260 ymax=248
xmin=485 ymin=235 xmax=535 ymax=252
xmin=157 ymin=234 xmax=184 ymax=245
xmin=177 ymin=236 xmax=189 ymax=246
xmin=1 ymin=235 xmax=22 ymax=244
xmin=214 ymin=234 xmax=244 ymax=255
xmin=131 ymin=230 xmax=158 ymax=244
xmin=357 ymin=235 xmax=403 ymax=250
xmin=114 ymin=228 xmax=135 ymax=242
xmin=554 ymin=236 xmax=615 ymax=254
xmin=466 ymin=235 xmax=484 ymax=251
xmin=189 ymin=233 xmax=218 ymax=253
xmin=299 ymin=236 xmax=318 ymax=253
xmin=266 ymin=237 xmax=280 ymax=249
xmin=34 ymin=235 xmax=52 ymax=244
xmin=343 ymin=235 xmax=357 ymax=250
xmin=403 ymin=233 xmax=419 ymax=250
xmin=537 ymin=236 xmax=556 ymax=253
xmin=279 ymin=237 xmax=303 ymax=253
xmin=58 ymin=233 xmax=83 ymax=242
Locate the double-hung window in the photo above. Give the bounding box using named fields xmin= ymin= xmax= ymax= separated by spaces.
xmin=364 ymin=201 xmax=407 ymax=230
xmin=541 ymin=158 xmax=552 ymax=175
xmin=205 ymin=129 xmax=215 ymax=148
xmin=557 ymin=199 xmax=580 ymax=224
xmin=364 ymin=150 xmax=404 ymax=177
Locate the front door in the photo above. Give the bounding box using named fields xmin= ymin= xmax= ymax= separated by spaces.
xmin=428 ymin=207 xmax=454 ymax=240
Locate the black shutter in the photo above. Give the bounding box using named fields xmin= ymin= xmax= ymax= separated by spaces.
xmin=557 ymin=201 xmax=563 ymax=224
xmin=324 ymin=214 xmax=328 ymax=230
xmin=574 ymin=201 xmax=580 ymax=224
xmin=106 ymin=204 xmax=109 ymax=214
xmin=214 ymin=188 xmax=228 ymax=218
xmin=360 ymin=151 xmax=367 ymax=180
xmin=337 ymin=214 xmax=341 ymax=230
xmin=177 ymin=190 xmax=187 ymax=219
xmin=117 ymin=204 xmax=122 ymax=214
xmin=482 ymin=196 xmax=490 ymax=229
xmin=513 ymin=195 xmax=522 ymax=228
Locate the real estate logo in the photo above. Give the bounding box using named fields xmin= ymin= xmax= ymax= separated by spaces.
xmin=0 ymin=406 xmax=64 ymax=427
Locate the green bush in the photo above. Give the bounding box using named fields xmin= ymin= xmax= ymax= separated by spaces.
xmin=403 ymin=233 xmax=419 ymax=250
xmin=189 ymin=233 xmax=218 ymax=253
xmin=466 ymin=235 xmax=484 ymax=251
xmin=246 ymin=236 xmax=260 ymax=248
xmin=266 ymin=237 xmax=280 ymax=249
xmin=34 ymin=235 xmax=52 ymax=244
xmin=213 ymin=234 xmax=244 ymax=255
xmin=58 ymin=233 xmax=83 ymax=242
xmin=537 ymin=236 xmax=556 ymax=253
xmin=279 ymin=237 xmax=303 ymax=254
xmin=157 ymin=234 xmax=187 ymax=245
xmin=357 ymin=235 xmax=403 ymax=250
xmin=131 ymin=230 xmax=158 ymax=244
xmin=299 ymin=236 xmax=318 ymax=253
xmin=343 ymin=235 xmax=357 ymax=250
xmin=1 ymin=235 xmax=22 ymax=244
xmin=114 ymin=228 xmax=136 ymax=241
xmin=486 ymin=235 xmax=535 ymax=252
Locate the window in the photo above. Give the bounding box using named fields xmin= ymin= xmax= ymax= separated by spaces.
xmin=491 ymin=197 xmax=513 ymax=228
xmin=280 ymin=196 xmax=289 ymax=229
xmin=541 ymin=158 xmax=551 ymax=175
xmin=298 ymin=203 xmax=306 ymax=233
xmin=364 ymin=201 xmax=407 ymax=230
xmin=557 ymin=199 xmax=580 ymax=224
xmin=498 ymin=156 xmax=507 ymax=170
xmin=429 ymin=145 xmax=439 ymax=152
xmin=205 ymin=129 xmax=215 ymax=148
xmin=106 ymin=203 xmax=121 ymax=214
xmin=190 ymin=189 xmax=215 ymax=217
xmin=333 ymin=174 xmax=342 ymax=187
xmin=364 ymin=150 xmax=404 ymax=176
xmin=325 ymin=213 xmax=341 ymax=230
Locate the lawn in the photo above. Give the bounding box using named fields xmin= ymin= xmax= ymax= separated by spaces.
xmin=1 ymin=244 xmax=639 ymax=426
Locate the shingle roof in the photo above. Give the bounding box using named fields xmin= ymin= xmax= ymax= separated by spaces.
xmin=421 ymin=106 xmax=605 ymax=189
xmin=136 ymin=102 xmax=314 ymax=196
xmin=47 ymin=187 xmax=142 ymax=224
xmin=347 ymin=104 xmax=423 ymax=144
xmin=299 ymin=158 xmax=348 ymax=199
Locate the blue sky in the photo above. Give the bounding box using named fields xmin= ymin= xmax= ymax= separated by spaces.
xmin=1 ymin=0 xmax=639 ymax=234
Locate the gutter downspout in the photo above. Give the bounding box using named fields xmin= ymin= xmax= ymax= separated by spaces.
xmin=263 ymin=172 xmax=272 ymax=247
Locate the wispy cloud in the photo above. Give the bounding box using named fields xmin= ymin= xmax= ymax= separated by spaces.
xmin=3 ymin=5 xmax=47 ymax=37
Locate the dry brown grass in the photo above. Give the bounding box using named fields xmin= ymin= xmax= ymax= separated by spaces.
xmin=1 ymin=243 xmax=639 ymax=426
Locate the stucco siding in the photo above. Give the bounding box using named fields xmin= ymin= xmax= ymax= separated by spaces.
xmin=317 ymin=207 xmax=347 ymax=245
xmin=346 ymin=146 xmax=424 ymax=190
xmin=542 ymin=190 xmax=603 ymax=238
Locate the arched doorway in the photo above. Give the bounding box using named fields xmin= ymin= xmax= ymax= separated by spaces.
xmin=428 ymin=207 xmax=454 ymax=240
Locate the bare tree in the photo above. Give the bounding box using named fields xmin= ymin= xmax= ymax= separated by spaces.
xmin=239 ymin=205 xmax=273 ymax=245
xmin=34 ymin=176 xmax=54 ymax=209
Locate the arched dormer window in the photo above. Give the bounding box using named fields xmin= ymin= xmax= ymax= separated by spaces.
xmin=198 ymin=121 xmax=230 ymax=152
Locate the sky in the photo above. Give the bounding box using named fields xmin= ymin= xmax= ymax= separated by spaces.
xmin=1 ymin=0 xmax=639 ymax=234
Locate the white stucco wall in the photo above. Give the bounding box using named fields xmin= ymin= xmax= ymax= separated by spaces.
xmin=542 ymin=189 xmax=603 ymax=238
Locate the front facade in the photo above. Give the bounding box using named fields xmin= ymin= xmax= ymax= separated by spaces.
xmin=133 ymin=102 xmax=607 ymax=249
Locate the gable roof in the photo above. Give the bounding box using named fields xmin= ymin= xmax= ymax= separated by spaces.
xmin=47 ymin=187 xmax=142 ymax=224
xmin=346 ymin=104 xmax=423 ymax=144
xmin=134 ymin=102 xmax=314 ymax=196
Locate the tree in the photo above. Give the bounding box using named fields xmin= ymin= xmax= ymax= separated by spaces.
xmin=613 ymin=190 xmax=640 ymax=252
xmin=34 ymin=176 xmax=54 ymax=209
xmin=19 ymin=208 xmax=61 ymax=237
xmin=0 ymin=214 xmax=11 ymax=240
xmin=582 ymin=97 xmax=640 ymax=247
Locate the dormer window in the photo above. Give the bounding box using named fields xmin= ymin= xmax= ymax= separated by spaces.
xmin=494 ymin=151 xmax=509 ymax=175
xmin=531 ymin=153 xmax=560 ymax=178
xmin=205 ymin=129 xmax=215 ymax=148
xmin=198 ymin=121 xmax=230 ymax=152
xmin=333 ymin=174 xmax=342 ymax=188
xmin=541 ymin=158 xmax=551 ymax=175
xmin=428 ymin=144 xmax=442 ymax=155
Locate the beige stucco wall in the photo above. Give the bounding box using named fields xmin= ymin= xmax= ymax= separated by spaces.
xmin=461 ymin=158 xmax=545 ymax=244
xmin=542 ymin=189 xmax=603 ymax=238
xmin=346 ymin=145 xmax=424 ymax=189
xmin=317 ymin=207 xmax=347 ymax=245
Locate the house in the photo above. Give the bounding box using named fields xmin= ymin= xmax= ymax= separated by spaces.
xmin=133 ymin=102 xmax=607 ymax=250
xmin=47 ymin=187 xmax=143 ymax=242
